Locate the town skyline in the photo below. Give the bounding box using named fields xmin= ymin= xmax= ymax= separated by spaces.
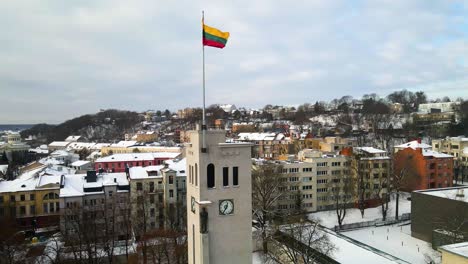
xmin=1 ymin=1 xmax=468 ymax=124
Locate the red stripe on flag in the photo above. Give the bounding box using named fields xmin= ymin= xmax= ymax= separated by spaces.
xmin=203 ymin=39 xmax=225 ymax=49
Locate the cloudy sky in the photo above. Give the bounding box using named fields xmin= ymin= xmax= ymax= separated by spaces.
xmin=1 ymin=1 xmax=468 ymax=124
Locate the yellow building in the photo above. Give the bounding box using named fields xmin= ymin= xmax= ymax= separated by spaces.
xmin=0 ymin=166 xmax=61 ymax=228
xmin=440 ymin=242 xmax=468 ymax=264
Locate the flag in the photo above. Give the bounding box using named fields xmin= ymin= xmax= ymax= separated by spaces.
xmin=203 ymin=23 xmax=229 ymax=49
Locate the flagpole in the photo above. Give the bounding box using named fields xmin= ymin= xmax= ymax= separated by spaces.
xmin=201 ymin=10 xmax=207 ymax=153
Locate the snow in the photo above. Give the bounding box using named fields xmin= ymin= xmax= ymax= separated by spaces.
xmin=96 ymin=152 xmax=180 ymax=163
xmin=342 ymin=223 xmax=440 ymax=264
xmin=0 ymin=166 xmax=46 ymax=192
xmin=0 ymin=164 xmax=7 ymax=174
xmin=439 ymin=242 xmax=468 ymax=258
xmin=48 ymin=141 xmax=71 ymax=147
xmin=110 ymin=140 xmax=137 ymax=147
xmin=309 ymin=193 xmax=412 ymax=229
xmin=60 ymin=172 xmax=128 ymax=197
xmin=324 ymin=228 xmax=404 ymax=264
xmin=70 ymin=160 xmax=91 ymax=167
xmin=422 ymin=149 xmax=453 ymax=158
xmin=355 ymin=147 xmax=386 ymax=154
xmin=237 ymin=133 xmax=286 ymax=141
xmin=416 ymin=187 xmax=468 ymax=203
xmin=395 ymin=140 xmax=432 ymax=150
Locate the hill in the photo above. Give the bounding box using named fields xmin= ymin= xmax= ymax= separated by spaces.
xmin=21 ymin=109 xmax=143 ymax=143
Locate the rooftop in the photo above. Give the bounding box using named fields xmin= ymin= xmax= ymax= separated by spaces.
xmin=415 ymin=187 xmax=468 ymax=203
xmin=422 ymin=149 xmax=453 ymax=158
xmin=395 ymin=140 xmax=432 ymax=150
xmin=129 ymin=158 xmax=186 ymax=179
xmin=439 ymin=242 xmax=468 ymax=258
xmin=96 ymin=152 xmax=180 ymax=163
xmin=60 ymin=172 xmax=129 ymax=198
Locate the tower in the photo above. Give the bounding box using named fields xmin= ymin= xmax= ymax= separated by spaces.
xmin=186 ymin=129 xmax=252 ymax=264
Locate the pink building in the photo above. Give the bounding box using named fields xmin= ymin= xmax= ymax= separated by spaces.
xmin=94 ymin=152 xmax=181 ymax=172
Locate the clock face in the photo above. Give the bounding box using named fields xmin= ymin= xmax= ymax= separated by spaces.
xmin=191 ymin=196 xmax=196 ymax=213
xmin=219 ymin=199 xmax=234 ymax=215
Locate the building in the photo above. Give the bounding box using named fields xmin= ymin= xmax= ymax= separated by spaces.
xmin=0 ymin=165 xmax=62 ymax=228
xmin=418 ymin=102 xmax=460 ymax=114
xmin=70 ymin=160 xmax=93 ymax=172
xmin=394 ymin=146 xmax=453 ymax=191
xmin=101 ymin=141 xmax=181 ymax=155
xmin=0 ymin=132 xmax=31 ymax=161
xmin=319 ymin=137 xmax=357 ymax=152
xmin=439 ymin=242 xmax=468 ymax=264
xmin=64 ymin=135 xmax=83 ymax=142
xmin=128 ymin=158 xmax=186 ymax=233
xmin=59 ymin=171 xmax=130 ymax=241
xmin=186 ymin=129 xmax=252 ymax=264
xmin=432 ymin=136 xmax=468 ymax=173
xmin=236 ymin=132 xmax=291 ymax=159
xmin=394 ymin=140 xmax=432 ymax=153
xmin=352 ymin=147 xmax=391 ymax=207
xmin=48 ymin=141 xmax=72 ymax=152
xmin=411 ymin=187 xmax=468 ymax=247
xmin=94 ymin=152 xmax=181 ymax=172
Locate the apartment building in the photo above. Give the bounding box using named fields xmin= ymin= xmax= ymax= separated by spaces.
xmin=128 ymin=158 xmax=186 ymax=234
xmin=353 ymin=147 xmax=392 ymax=207
xmin=432 ymin=136 xmax=468 ymax=168
xmin=100 ymin=141 xmax=182 ymax=156
xmin=0 ymin=165 xmax=62 ymax=228
xmin=255 ymin=149 xmax=350 ymax=213
xmin=236 ymin=132 xmax=291 ymax=159
xmin=59 ymin=171 xmax=130 ymax=241
xmin=394 ymin=145 xmax=453 ymax=191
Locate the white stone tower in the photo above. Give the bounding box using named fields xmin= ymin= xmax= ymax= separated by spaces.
xmin=186 ymin=129 xmax=252 ymax=264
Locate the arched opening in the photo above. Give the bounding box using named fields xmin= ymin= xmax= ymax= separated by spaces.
xmin=207 ymin=163 xmax=215 ymax=188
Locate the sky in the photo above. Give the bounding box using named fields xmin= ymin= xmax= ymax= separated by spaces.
xmin=1 ymin=0 xmax=468 ymax=124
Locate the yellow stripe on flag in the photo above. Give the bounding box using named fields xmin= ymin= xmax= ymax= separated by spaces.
xmin=203 ymin=24 xmax=230 ymax=40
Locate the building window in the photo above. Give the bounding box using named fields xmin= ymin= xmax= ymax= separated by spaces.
xmin=30 ymin=194 xmax=35 ymax=201
xmin=150 ymin=195 xmax=155 ymax=204
xmin=137 ymin=182 xmax=143 ymax=191
xmin=169 ymin=175 xmax=174 ymax=185
xmin=10 ymin=195 xmax=15 ymax=202
xmin=20 ymin=206 xmax=26 ymax=216
xmin=169 ymin=190 xmax=174 ymax=198
xmin=20 ymin=195 xmax=25 ymax=201
xmin=233 ymin=166 xmax=239 ymax=186
xmin=150 ymin=208 xmax=155 ymax=217
xmin=207 ymin=163 xmax=215 ymax=188
xmin=223 ymin=167 xmax=229 ymax=187
xmin=43 ymin=204 xmax=48 ymax=213
xmin=194 ymin=163 xmax=198 ymax=186
xmin=108 ymin=191 xmax=113 ymax=197
xmin=0 ymin=196 xmax=3 ymax=203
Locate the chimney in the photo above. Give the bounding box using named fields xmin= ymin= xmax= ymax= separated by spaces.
xmin=86 ymin=170 xmax=97 ymax=183
xmin=114 ymin=178 xmax=117 ymax=183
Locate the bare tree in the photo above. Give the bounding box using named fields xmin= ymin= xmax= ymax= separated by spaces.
xmin=330 ymin=166 xmax=355 ymax=229
xmin=252 ymin=163 xmax=288 ymax=254
xmin=266 ymin=220 xmax=336 ymax=264
xmin=372 ymin=174 xmax=390 ymax=221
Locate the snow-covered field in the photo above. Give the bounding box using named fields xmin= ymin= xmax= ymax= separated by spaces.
xmin=309 ymin=193 xmax=412 ymax=228
xmin=342 ymin=223 xmax=441 ymax=264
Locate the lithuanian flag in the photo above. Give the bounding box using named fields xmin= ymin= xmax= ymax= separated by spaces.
xmin=203 ymin=23 xmax=229 ymax=49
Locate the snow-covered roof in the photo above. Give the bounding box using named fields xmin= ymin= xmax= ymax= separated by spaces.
xmin=416 ymin=187 xmax=468 ymax=203
xmin=96 ymin=152 xmax=180 ymax=163
xmin=110 ymin=141 xmax=137 ymax=147
xmin=65 ymin=135 xmax=81 ymax=142
xmin=237 ymin=132 xmax=286 ymax=141
xmin=92 ymin=143 xmax=111 ymax=150
xmin=129 ymin=158 xmax=186 ymax=179
xmin=66 ymin=142 xmax=96 ymax=150
xmin=0 ymin=166 xmax=47 ymax=192
xmin=355 ymin=147 xmax=386 ymax=154
xmin=48 ymin=141 xmax=71 ymax=147
xmin=29 ymin=147 xmax=49 ymax=154
xmin=395 ymin=140 xmax=431 ymax=150
xmin=71 ymin=160 xmax=91 ymax=167
xmin=422 ymin=149 xmax=453 ymax=158
xmin=60 ymin=172 xmax=128 ymax=198
xmin=439 ymin=242 xmax=468 ymax=258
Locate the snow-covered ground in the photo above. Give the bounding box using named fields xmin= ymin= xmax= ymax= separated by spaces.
xmin=309 ymin=193 xmax=412 ymax=228
xmin=342 ymin=223 xmax=441 ymax=264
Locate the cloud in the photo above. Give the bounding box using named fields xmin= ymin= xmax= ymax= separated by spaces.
xmin=0 ymin=0 xmax=467 ymax=123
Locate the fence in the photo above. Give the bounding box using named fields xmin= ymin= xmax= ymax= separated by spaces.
xmin=334 ymin=213 xmax=410 ymax=232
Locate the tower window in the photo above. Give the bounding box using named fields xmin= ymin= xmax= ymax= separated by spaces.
xmin=195 ymin=163 xmax=198 ymax=186
xmin=233 ymin=166 xmax=239 ymax=186
xmin=223 ymin=167 xmax=229 ymax=187
xmin=207 ymin=163 xmax=215 ymax=188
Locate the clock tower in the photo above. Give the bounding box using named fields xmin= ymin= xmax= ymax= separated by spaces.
xmin=186 ymin=129 xmax=252 ymax=264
